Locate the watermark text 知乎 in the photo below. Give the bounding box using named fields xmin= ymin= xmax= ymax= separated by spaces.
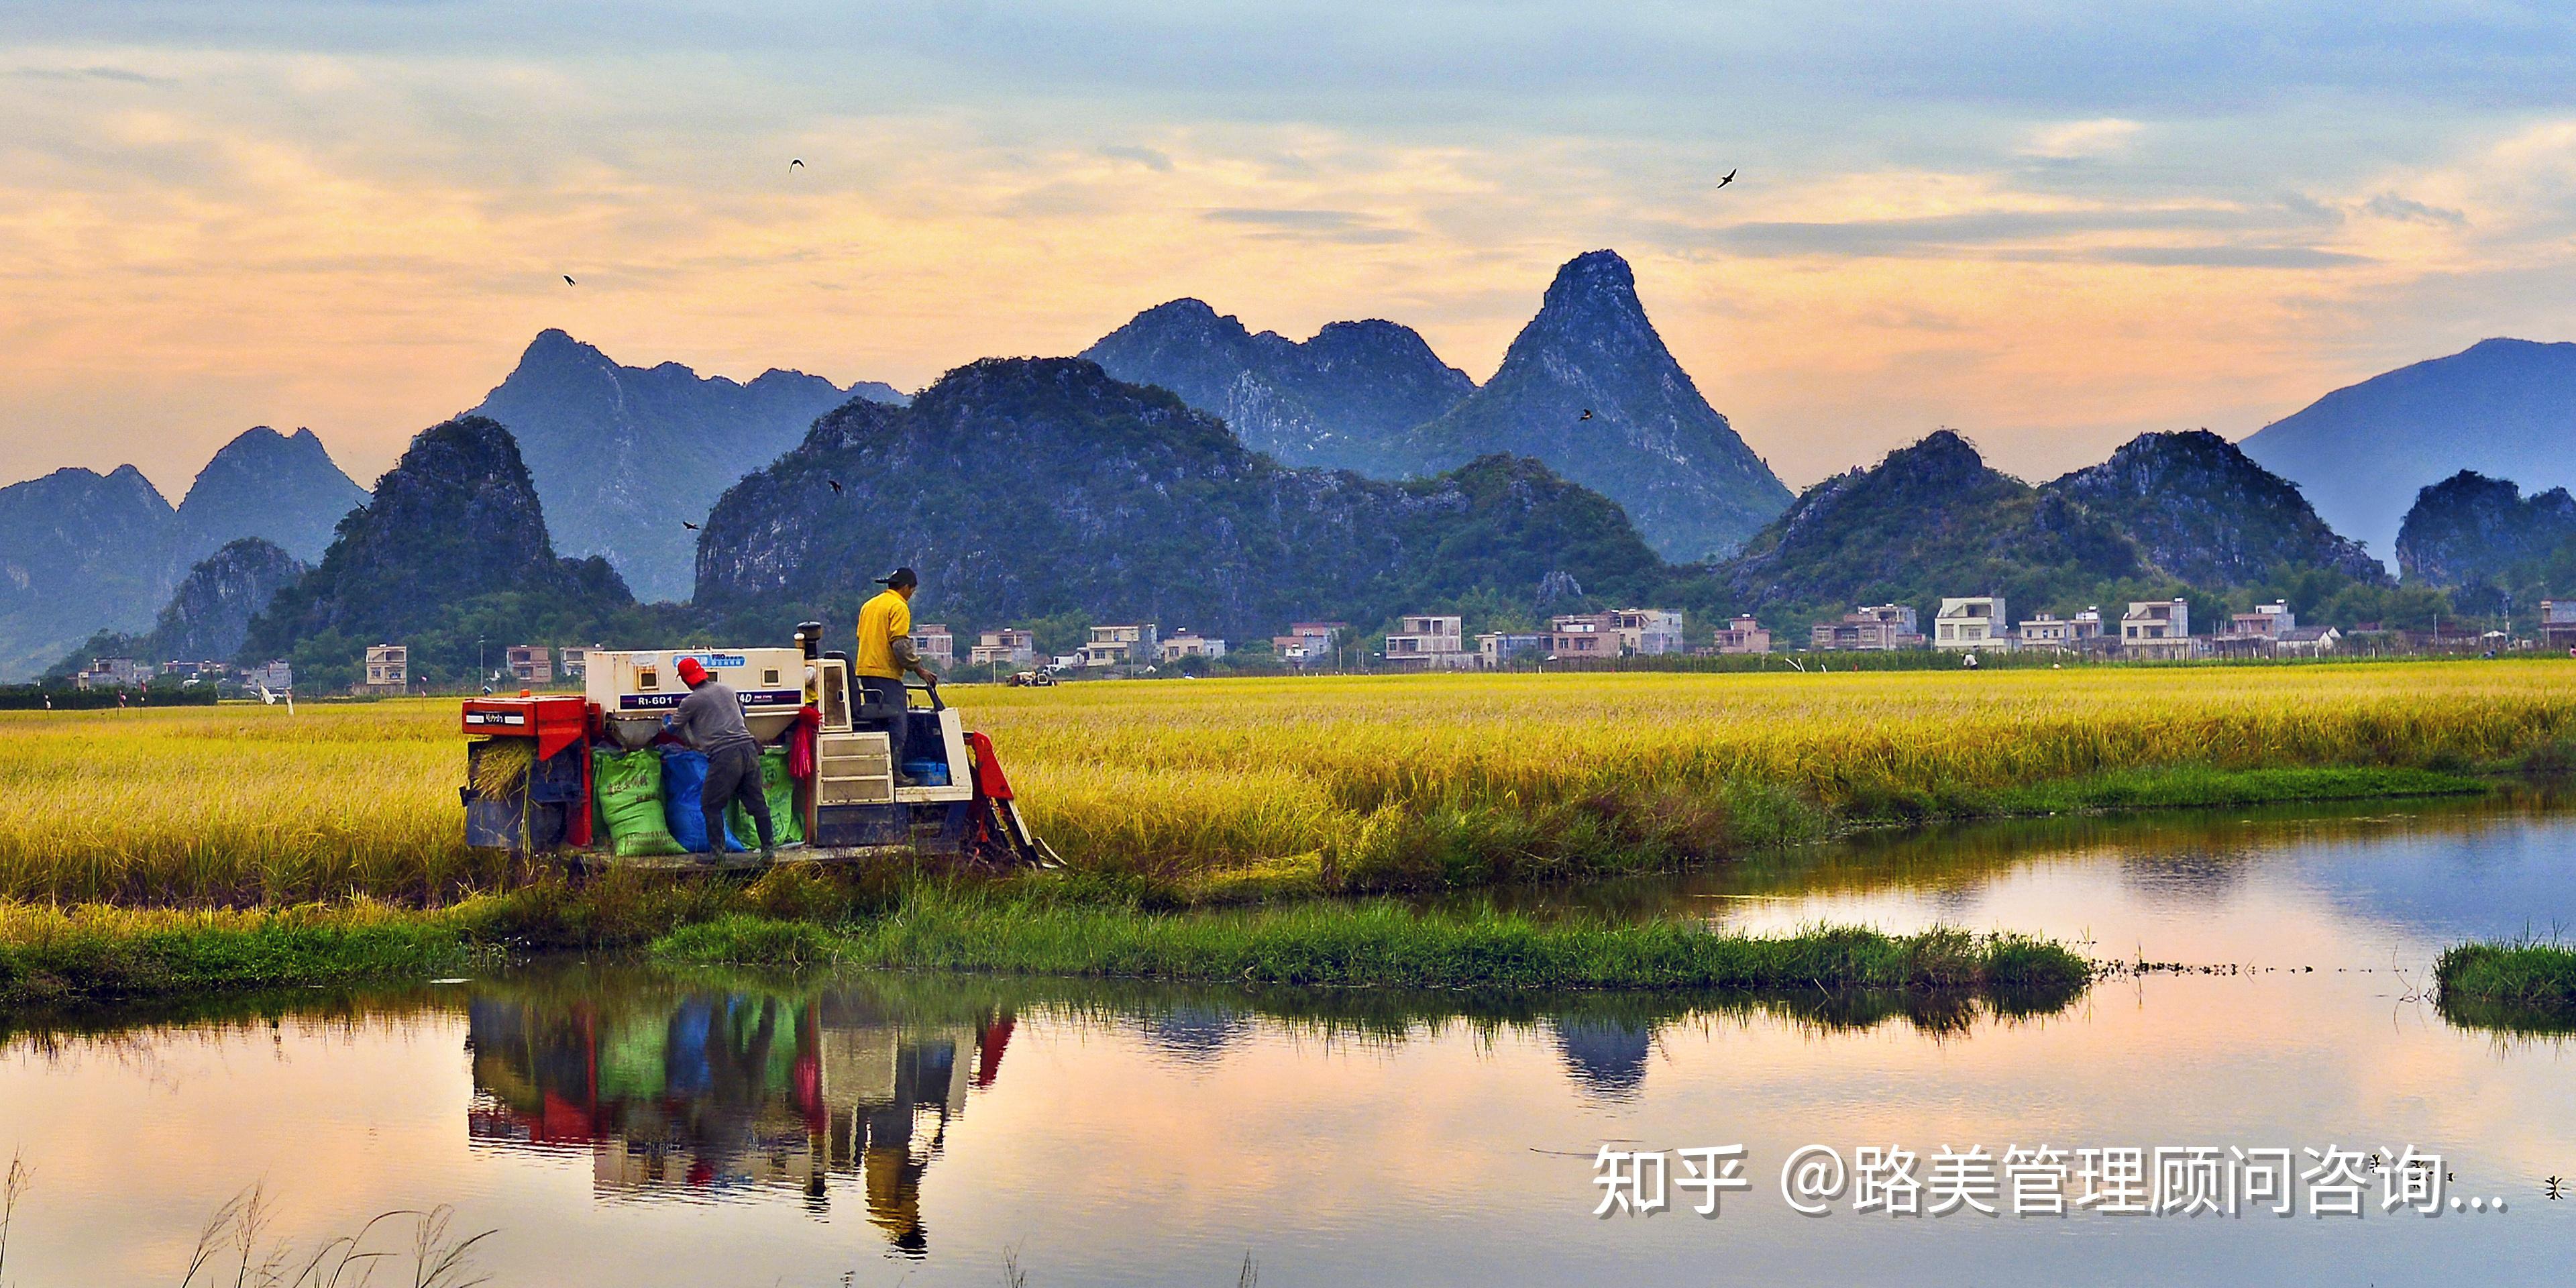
xmin=1592 ymin=1144 xmax=2501 ymax=1219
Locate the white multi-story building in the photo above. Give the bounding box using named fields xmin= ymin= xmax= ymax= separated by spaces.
xmin=2121 ymin=599 xmax=2195 ymax=660
xmin=1934 ymin=596 xmax=2010 ymax=651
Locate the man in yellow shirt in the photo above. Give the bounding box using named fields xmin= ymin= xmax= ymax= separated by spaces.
xmin=855 ymin=567 xmax=938 ymax=782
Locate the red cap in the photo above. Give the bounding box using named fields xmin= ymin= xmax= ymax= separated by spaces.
xmin=676 ymin=657 xmax=708 ymax=686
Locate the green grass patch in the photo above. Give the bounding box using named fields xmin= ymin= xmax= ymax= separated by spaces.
xmin=0 ymin=905 xmax=486 ymax=1009
xmin=1978 ymin=765 xmax=2489 ymax=816
xmin=649 ymin=885 xmax=2094 ymax=996
xmin=2434 ymin=939 xmax=2576 ymax=1035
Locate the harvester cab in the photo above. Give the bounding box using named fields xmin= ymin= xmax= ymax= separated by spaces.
xmin=459 ymin=622 xmax=1059 ymax=869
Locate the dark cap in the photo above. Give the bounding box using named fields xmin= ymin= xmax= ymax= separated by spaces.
xmin=874 ymin=567 xmax=918 ymax=589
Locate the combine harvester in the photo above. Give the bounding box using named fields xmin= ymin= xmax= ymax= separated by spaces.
xmin=458 ymin=621 xmax=1058 ymax=869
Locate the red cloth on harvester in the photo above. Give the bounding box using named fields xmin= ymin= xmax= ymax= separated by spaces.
xmin=786 ymin=705 xmax=820 ymax=779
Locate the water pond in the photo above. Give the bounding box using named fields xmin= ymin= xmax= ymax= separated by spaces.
xmin=5 ymin=794 xmax=2575 ymax=1285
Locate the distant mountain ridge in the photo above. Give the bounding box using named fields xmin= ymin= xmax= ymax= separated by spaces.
xmin=1080 ymin=301 xmax=1474 ymax=472
xmin=1077 ymin=250 xmax=1794 ymax=564
xmin=1715 ymin=431 xmax=2146 ymax=627
xmin=2047 ymin=430 xmax=2385 ymax=588
xmin=2241 ymin=337 xmax=2576 ymax=568
xmin=469 ymin=329 xmax=906 ymax=602
xmin=1712 ymin=427 xmax=2399 ymax=635
xmin=694 ymin=357 xmax=1666 ymax=641
xmin=173 ymin=425 xmax=368 ymax=566
xmin=0 ymin=426 xmax=372 ymax=679
xmin=0 ymin=464 xmax=178 ymax=679
xmin=1401 ymin=250 xmax=1791 ymax=562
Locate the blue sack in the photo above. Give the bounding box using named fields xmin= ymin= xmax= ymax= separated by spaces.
xmin=659 ymin=747 xmax=745 ymax=853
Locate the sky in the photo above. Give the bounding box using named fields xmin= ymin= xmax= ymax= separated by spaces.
xmin=5 ymin=1 xmax=2575 ymax=500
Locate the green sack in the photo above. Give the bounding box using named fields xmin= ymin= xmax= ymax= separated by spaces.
xmin=729 ymin=745 xmax=803 ymax=847
xmin=594 ymin=747 xmax=686 ymax=857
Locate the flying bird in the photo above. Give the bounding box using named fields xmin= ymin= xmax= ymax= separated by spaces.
xmin=790 ymin=158 xmax=805 ymax=170
xmin=1578 ymin=409 xmax=1594 ymax=421
xmin=828 ymin=479 xmax=844 ymax=495
xmin=681 ymin=521 xmax=700 ymax=531
xmin=1716 ymin=169 xmax=1736 ymax=189
xmin=563 ymin=274 xmax=576 ymax=285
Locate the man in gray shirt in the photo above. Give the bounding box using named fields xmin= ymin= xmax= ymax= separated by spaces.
xmin=669 ymin=656 xmax=775 ymax=860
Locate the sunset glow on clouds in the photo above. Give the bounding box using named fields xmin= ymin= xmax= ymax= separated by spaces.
xmin=3 ymin=2 xmax=2573 ymax=497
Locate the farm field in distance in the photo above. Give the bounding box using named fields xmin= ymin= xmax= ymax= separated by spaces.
xmin=0 ymin=657 xmax=2569 ymax=908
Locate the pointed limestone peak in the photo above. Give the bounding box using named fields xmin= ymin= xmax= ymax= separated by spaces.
xmin=1406 ymin=248 xmax=1789 ymax=560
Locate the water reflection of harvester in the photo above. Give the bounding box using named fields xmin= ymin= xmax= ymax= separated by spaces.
xmin=466 ymin=985 xmax=1013 ymax=1254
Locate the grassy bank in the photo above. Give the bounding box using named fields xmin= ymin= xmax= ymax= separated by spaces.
xmin=648 ymin=888 xmax=2093 ymax=994
xmin=0 ymin=661 xmax=2565 ymax=906
xmin=0 ymin=873 xmax=2092 ymax=1008
xmin=2434 ymin=940 xmax=2576 ymax=1035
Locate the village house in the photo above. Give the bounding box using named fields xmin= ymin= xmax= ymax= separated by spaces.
xmin=363 ymin=644 xmax=410 ymax=692
xmin=908 ymin=623 xmax=957 ymax=667
xmin=1608 ymin=608 xmax=1688 ymax=655
xmin=2275 ymin=625 xmax=2344 ymax=657
xmin=969 ymin=629 xmax=1036 ymax=667
xmin=1713 ymin=614 xmax=1771 ymax=654
xmin=241 ymin=660 xmax=293 ymax=691
xmin=160 ymin=659 xmax=228 ymax=680
xmin=1159 ymin=630 xmax=1227 ymax=662
xmin=2120 ymin=598 xmax=2196 ymax=660
xmin=2211 ymin=602 xmax=2296 ymax=658
xmin=1271 ymin=621 xmax=1348 ymax=667
xmin=1080 ymin=624 xmax=1158 ymax=667
xmin=1384 ymin=614 xmax=1474 ymax=669
xmin=1810 ymin=604 xmax=1924 ymax=651
xmin=1933 ymin=596 xmax=2010 ymax=651
xmin=556 ymin=645 xmax=592 ymax=680
xmin=2017 ymin=611 xmax=2086 ymax=651
xmin=1543 ymin=614 xmax=1620 ymax=661
xmin=74 ymin=657 xmax=152 ymax=690
xmin=505 ymin=645 xmax=553 ymax=684
xmin=1476 ymin=631 xmax=1548 ymax=667
xmin=2544 ymin=599 xmax=2576 ymax=651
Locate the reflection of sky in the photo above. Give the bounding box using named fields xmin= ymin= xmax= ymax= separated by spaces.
xmin=8 ymin=3 xmax=2576 ymax=497
xmin=4 ymin=808 xmax=2576 ymax=1284
xmin=1718 ymin=812 xmax=2576 ymax=971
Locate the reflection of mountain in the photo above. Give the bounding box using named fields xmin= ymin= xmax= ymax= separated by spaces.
xmin=1548 ymin=1018 xmax=1652 ymax=1099
xmin=2114 ymin=848 xmax=2257 ymax=903
xmin=466 ymin=983 xmax=1014 ymax=1256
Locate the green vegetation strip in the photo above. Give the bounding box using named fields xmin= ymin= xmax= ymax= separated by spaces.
xmin=0 ymin=880 xmax=2094 ymax=1007
xmin=0 ymin=910 xmax=484 ymax=1010
xmin=647 ymin=888 xmax=2094 ymax=994
xmin=2434 ymin=941 xmax=2576 ymax=1036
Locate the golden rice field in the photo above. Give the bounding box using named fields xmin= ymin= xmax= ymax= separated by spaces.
xmin=1 ymin=659 xmax=2571 ymax=907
